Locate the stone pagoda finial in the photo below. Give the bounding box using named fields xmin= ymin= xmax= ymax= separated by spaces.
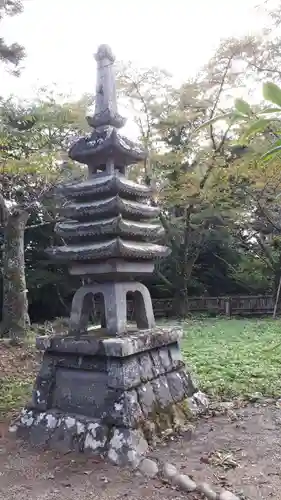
xmin=86 ymin=44 xmax=126 ymax=130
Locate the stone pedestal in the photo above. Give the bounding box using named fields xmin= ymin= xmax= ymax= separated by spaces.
xmin=12 ymin=327 xmax=196 ymax=466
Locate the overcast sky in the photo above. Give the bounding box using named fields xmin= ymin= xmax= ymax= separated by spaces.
xmin=1 ymin=0 xmax=270 ymax=101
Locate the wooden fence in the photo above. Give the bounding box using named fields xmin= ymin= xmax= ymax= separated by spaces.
xmin=127 ymin=295 xmax=277 ymax=318
xmin=92 ymin=295 xmax=277 ymax=319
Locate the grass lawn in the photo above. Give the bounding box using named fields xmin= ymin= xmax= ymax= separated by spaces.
xmin=0 ymin=342 xmax=37 ymax=422
xmin=181 ymin=317 xmax=281 ymax=399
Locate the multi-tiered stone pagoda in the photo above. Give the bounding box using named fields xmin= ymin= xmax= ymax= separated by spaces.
xmin=12 ymin=45 xmax=197 ymax=466
xmin=51 ymin=44 xmax=168 ymax=335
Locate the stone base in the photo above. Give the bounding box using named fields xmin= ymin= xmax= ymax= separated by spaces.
xmin=11 ymin=326 xmax=196 ymax=466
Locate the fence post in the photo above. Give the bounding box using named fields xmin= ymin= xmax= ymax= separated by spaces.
xmin=225 ymin=297 xmax=232 ymax=318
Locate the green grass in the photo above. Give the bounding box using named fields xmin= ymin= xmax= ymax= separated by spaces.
xmin=0 ymin=339 xmax=36 ymax=421
xmin=0 ymin=377 xmax=33 ymax=420
xmin=181 ymin=318 xmax=281 ymax=399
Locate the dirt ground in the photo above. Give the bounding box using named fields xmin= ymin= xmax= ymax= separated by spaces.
xmin=0 ymin=403 xmax=281 ymax=500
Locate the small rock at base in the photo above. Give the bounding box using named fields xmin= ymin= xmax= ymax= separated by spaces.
xmin=219 ymin=402 xmax=234 ymax=411
xmin=139 ymin=458 xmax=159 ymax=478
xmin=162 ymin=463 xmax=178 ymax=480
xmin=248 ymin=392 xmax=262 ymax=403
xmin=197 ymin=482 xmax=217 ymax=500
xmin=173 ymin=474 xmax=197 ymax=492
xmin=219 ymin=490 xmax=240 ymax=500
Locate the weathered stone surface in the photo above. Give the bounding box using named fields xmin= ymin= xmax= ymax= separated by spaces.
xmin=68 ymin=281 xmax=156 ymax=336
xmin=137 ymin=382 xmax=156 ymax=417
xmin=51 ymin=368 xmax=116 ymax=418
xmin=150 ymin=350 xmax=163 ymax=377
xmin=138 ymin=352 xmax=154 ymax=381
xmin=107 ymin=427 xmax=148 ymax=466
xmin=180 ymin=370 xmax=197 ymax=397
xmin=84 ymin=421 xmax=108 ymax=454
xmin=162 ymin=462 xmax=178 ymax=481
xmin=48 ymin=416 xmax=83 ymax=453
xmin=192 ymin=390 xmax=209 ymax=412
xmin=158 ymin=347 xmax=172 ymax=371
xmin=169 ymin=343 xmax=184 ymax=369
xmin=138 ymin=458 xmax=159 ymax=477
xmin=107 ymin=389 xmax=143 ymax=428
xmin=36 ymin=327 xmax=183 ymax=358
xmin=16 ymin=410 xmax=54 ymax=446
xmin=31 ymin=355 xmax=56 ymax=411
xmin=197 ymin=482 xmax=217 ymax=500
xmin=173 ymin=474 xmax=197 ymax=492
xmin=107 ymin=357 xmax=141 ymax=389
xmin=166 ymin=371 xmax=185 ymax=402
xmin=151 ymin=376 xmax=173 ymax=408
xmin=51 ymin=353 xmax=107 ymax=372
xmin=103 ymin=327 xmax=183 ymax=356
xmin=219 ymin=491 xmax=240 ymax=500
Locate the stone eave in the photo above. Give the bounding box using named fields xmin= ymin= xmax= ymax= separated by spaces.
xmin=55 ymin=216 xmax=164 ymax=240
xmin=69 ymin=128 xmax=147 ymax=165
xmin=62 ymin=195 xmax=160 ymax=220
xmin=61 ymin=173 xmax=152 ymax=200
xmin=47 ymin=238 xmax=170 ymax=261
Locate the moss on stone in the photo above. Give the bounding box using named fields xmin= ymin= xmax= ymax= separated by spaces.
xmin=139 ymin=398 xmax=193 ymax=445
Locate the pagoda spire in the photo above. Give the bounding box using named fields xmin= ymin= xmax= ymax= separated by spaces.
xmin=86 ymin=44 xmax=126 ymax=130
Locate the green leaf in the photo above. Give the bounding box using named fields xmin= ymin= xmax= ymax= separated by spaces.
xmin=261 ymin=145 xmax=281 ymax=161
xmin=259 ymin=107 xmax=281 ymax=114
xmin=194 ymin=112 xmax=240 ymax=133
xmin=234 ymin=98 xmax=252 ymax=116
xmin=263 ymin=82 xmax=281 ymax=107
xmin=240 ymin=118 xmax=275 ymax=141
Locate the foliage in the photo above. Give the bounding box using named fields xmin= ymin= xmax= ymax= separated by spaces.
xmin=3 ymin=2 xmax=281 ymax=321
xmin=182 ymin=318 xmax=281 ymax=398
xmin=0 ymin=0 xmax=25 ymax=72
xmin=0 ymin=94 xmax=91 ymax=335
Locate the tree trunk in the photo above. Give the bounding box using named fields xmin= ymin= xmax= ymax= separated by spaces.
xmin=1 ymin=210 xmax=30 ymax=341
xmin=174 ymin=286 xmax=189 ymax=317
xmin=273 ymin=275 xmax=281 ymax=319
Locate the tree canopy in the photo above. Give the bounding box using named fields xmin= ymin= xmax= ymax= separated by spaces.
xmin=2 ymin=0 xmax=281 ymax=333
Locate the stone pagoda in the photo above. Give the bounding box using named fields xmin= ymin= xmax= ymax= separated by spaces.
xmin=12 ymin=45 xmax=196 ymax=466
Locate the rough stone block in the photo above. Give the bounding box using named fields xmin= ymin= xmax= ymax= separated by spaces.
xmin=138 ymin=352 xmax=154 ymax=382
xmin=107 ymin=389 xmax=143 ymax=428
xmin=169 ymin=343 xmax=184 ymax=369
xmin=158 ymin=347 xmax=172 ymax=372
xmin=51 ymin=353 xmax=107 ymax=372
xmin=29 ymin=414 xmax=54 ymax=447
xmin=14 ymin=409 xmax=36 ymax=441
xmin=151 ymin=375 xmax=173 ymax=408
xmin=137 ymin=381 xmax=156 ymax=416
xmin=150 ymin=350 xmax=162 ymax=377
xmin=107 ymin=427 xmax=148 ymax=466
xmin=36 ymin=327 xmax=183 ymax=358
xmin=31 ymin=355 xmax=56 ymax=411
xmin=180 ymin=370 xmax=197 ymax=397
xmin=107 ymin=357 xmax=141 ymax=389
xmin=51 ymin=367 xmax=116 ymax=418
xmin=84 ymin=421 xmax=108 ymax=454
xmin=166 ymin=371 xmax=185 ymax=402
xmin=48 ymin=415 xmax=86 ymax=453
